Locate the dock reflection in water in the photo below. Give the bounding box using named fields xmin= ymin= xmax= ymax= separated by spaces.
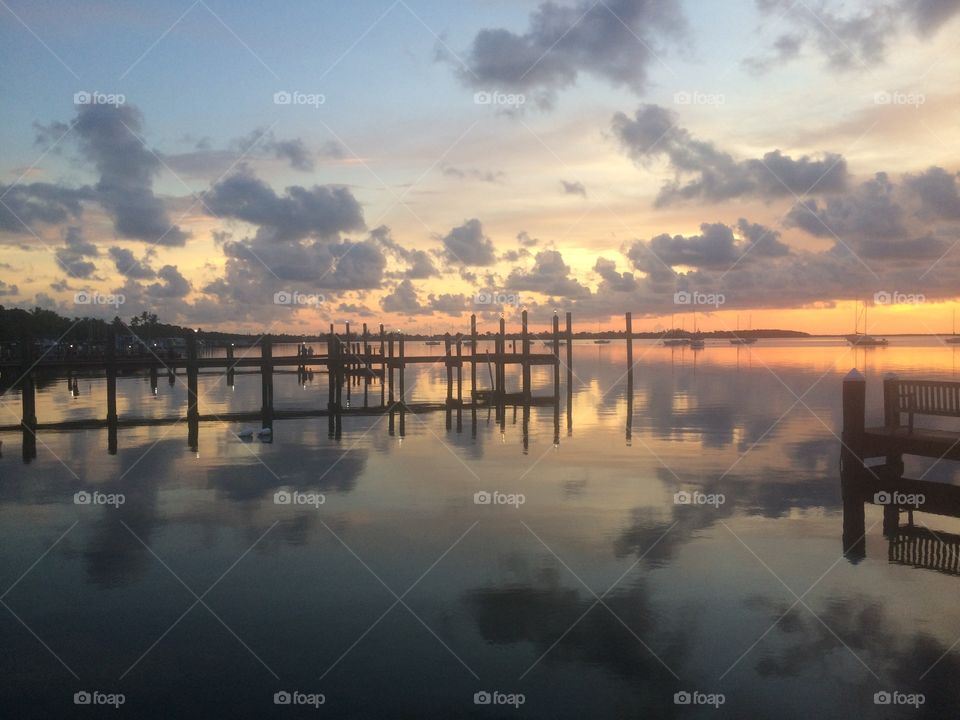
xmin=2 ymin=338 xmax=960 ymax=717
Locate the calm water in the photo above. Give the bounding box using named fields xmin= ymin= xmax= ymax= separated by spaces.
xmin=2 ymin=338 xmax=960 ymax=718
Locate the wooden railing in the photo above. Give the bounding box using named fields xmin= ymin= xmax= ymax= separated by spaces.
xmin=884 ymin=377 xmax=960 ymax=432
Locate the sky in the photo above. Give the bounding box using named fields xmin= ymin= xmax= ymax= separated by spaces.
xmin=1 ymin=0 xmax=959 ymax=335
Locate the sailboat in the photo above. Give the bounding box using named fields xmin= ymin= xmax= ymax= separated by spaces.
xmin=689 ymin=311 xmax=705 ymax=349
xmin=845 ymin=300 xmax=888 ymax=346
xmin=729 ymin=314 xmax=757 ymax=345
xmin=424 ymin=326 xmax=441 ymax=346
xmin=947 ymin=310 xmax=960 ymax=344
xmin=663 ymin=313 xmax=690 ymax=346
xmin=593 ymin=320 xmax=610 ymax=344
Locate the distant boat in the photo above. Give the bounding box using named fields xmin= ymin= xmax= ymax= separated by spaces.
xmin=594 ymin=321 xmax=610 ymax=344
xmin=846 ymin=300 xmax=888 ymax=346
xmin=424 ymin=340 xmax=441 ymax=346
xmin=730 ymin=314 xmax=757 ymax=344
xmin=947 ymin=310 xmax=960 ymax=344
xmin=690 ymin=311 xmax=705 ymax=349
xmin=663 ymin=337 xmax=689 ymax=347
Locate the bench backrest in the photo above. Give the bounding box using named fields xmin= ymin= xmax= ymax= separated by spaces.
xmin=885 ymin=379 xmax=960 ymax=430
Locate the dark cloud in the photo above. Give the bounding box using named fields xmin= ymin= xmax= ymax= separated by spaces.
xmin=594 ymin=257 xmax=637 ymax=291
xmin=786 ymin=172 xmax=946 ymax=259
xmin=746 ymin=0 xmax=960 ymax=72
xmin=55 ymin=226 xmax=98 ymax=279
xmin=372 ymin=225 xmax=439 ymax=278
xmin=629 ymin=219 xmax=788 ymax=270
xmin=455 ymin=0 xmax=686 ymax=98
xmin=612 ymin=104 xmax=848 ymax=206
xmin=73 ymin=103 xmax=190 ymax=246
xmin=441 ymin=218 xmax=497 ymax=266
xmin=205 ymin=171 xmax=365 ymax=242
xmin=442 ymin=165 xmax=505 ymax=183
xmin=0 ymin=280 xmax=18 ymax=296
xmin=905 ymin=166 xmax=960 ymax=221
xmin=379 ymin=279 xmax=468 ymax=316
xmin=517 ymin=231 xmax=539 ymax=247
xmin=146 ymin=265 xmax=190 ymax=298
xmin=0 ymin=182 xmax=93 ymax=234
xmin=108 ymin=246 xmax=156 ymax=279
xmin=506 ymin=249 xmax=590 ymax=297
xmin=561 ymin=180 xmax=587 ymax=197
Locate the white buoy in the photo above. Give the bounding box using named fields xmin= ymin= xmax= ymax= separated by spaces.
xmin=237 ymin=428 xmax=254 ymax=440
xmin=257 ymin=427 xmax=272 ymax=440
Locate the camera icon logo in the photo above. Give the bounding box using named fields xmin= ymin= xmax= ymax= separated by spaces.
xmin=674 ymin=491 xmax=691 ymax=505
xmin=674 ymin=91 xmax=692 ymax=105
xmin=74 ymin=491 xmax=92 ymax=505
xmin=274 ymin=690 xmax=292 ymax=705
xmin=474 ymin=691 xmax=492 ymax=705
xmin=874 ymin=91 xmax=892 ymax=105
xmin=73 ymin=91 xmax=91 ymax=105
xmin=273 ymin=290 xmax=292 ymax=305
xmin=874 ymin=491 xmax=891 ymax=505
xmin=673 ymin=291 xmax=692 ymax=305
xmin=473 ymin=91 xmax=492 ymax=105
xmin=74 ymin=691 xmax=92 ymax=705
xmin=874 ymin=691 xmax=891 ymax=705
xmin=674 ymin=691 xmax=691 ymax=705
xmin=74 ymin=291 xmax=91 ymax=304
xmin=273 ymin=91 xmax=292 ymax=105
xmin=873 ymin=290 xmax=892 ymax=305
xmin=474 ymin=491 xmax=492 ymax=505
xmin=274 ymin=491 xmax=292 ymax=505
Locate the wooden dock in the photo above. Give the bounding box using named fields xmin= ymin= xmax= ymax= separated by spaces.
xmin=1 ymin=310 xmax=602 ymax=459
xmin=840 ymin=370 xmax=960 ymax=567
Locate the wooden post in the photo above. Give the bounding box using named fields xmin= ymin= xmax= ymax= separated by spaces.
xmin=379 ymin=324 xmax=386 ymax=407
xmin=553 ymin=312 xmax=560 ymax=446
xmin=261 ymin=336 xmax=273 ymax=429
xmin=498 ymin=316 xmax=505 ymax=396
xmin=106 ymin=328 xmax=118 ymax=425
xmin=841 ymin=369 xmax=866 ymax=475
xmin=625 ymin=310 xmax=634 ymax=410
xmin=565 ymin=311 xmax=573 ymax=433
xmin=226 ymin=344 xmax=235 ymax=388
xmin=344 ymin=322 xmax=351 ymax=405
xmin=470 ymin=314 xmax=478 ymax=399
xmin=456 ymin=336 xmax=463 ymax=407
xmin=186 ymin=331 xmax=199 ymax=421
xmin=150 ymin=364 xmax=158 ymax=395
xmin=883 ymin=372 xmax=903 ymax=477
xmin=398 ymin=332 xmax=405 ymax=407
xmin=388 ymin=333 xmax=395 ymax=406
xmin=19 ymin=334 xmax=37 ymax=460
xmin=327 ymin=332 xmax=335 ymax=437
xmin=521 ymin=310 xmax=530 ymax=400
xmin=445 ymin=333 xmax=453 ymax=406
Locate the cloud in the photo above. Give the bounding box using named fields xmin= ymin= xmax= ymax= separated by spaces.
xmin=628 ymin=219 xmax=788 ymax=271
xmin=379 ymin=279 xmax=468 ymax=316
xmin=745 ymin=0 xmax=960 ymax=73
xmin=372 ymin=225 xmax=439 ymax=278
xmin=441 ymin=218 xmax=497 ymax=266
xmin=905 ymin=167 xmax=960 ymax=220
xmin=442 ymin=165 xmax=505 ymax=183
xmin=0 ymin=182 xmax=93 ymax=234
xmin=561 ymin=180 xmax=587 ymax=197
xmin=146 ymin=265 xmax=190 ymax=299
xmin=73 ymin=103 xmax=190 ymax=246
xmin=0 ymin=280 xmax=18 ymax=296
xmin=786 ymin=171 xmax=947 ymax=259
xmin=204 ymin=170 xmax=365 ymax=242
xmin=55 ymin=226 xmax=98 ymax=278
xmin=454 ymin=0 xmax=687 ymax=99
xmin=109 ymin=246 xmax=156 ymax=279
xmin=594 ymin=257 xmax=637 ymax=291
xmin=612 ymin=104 xmax=848 ymax=206
xmin=517 ymin=231 xmax=539 ymax=247
xmin=506 ymin=249 xmax=590 ymax=297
